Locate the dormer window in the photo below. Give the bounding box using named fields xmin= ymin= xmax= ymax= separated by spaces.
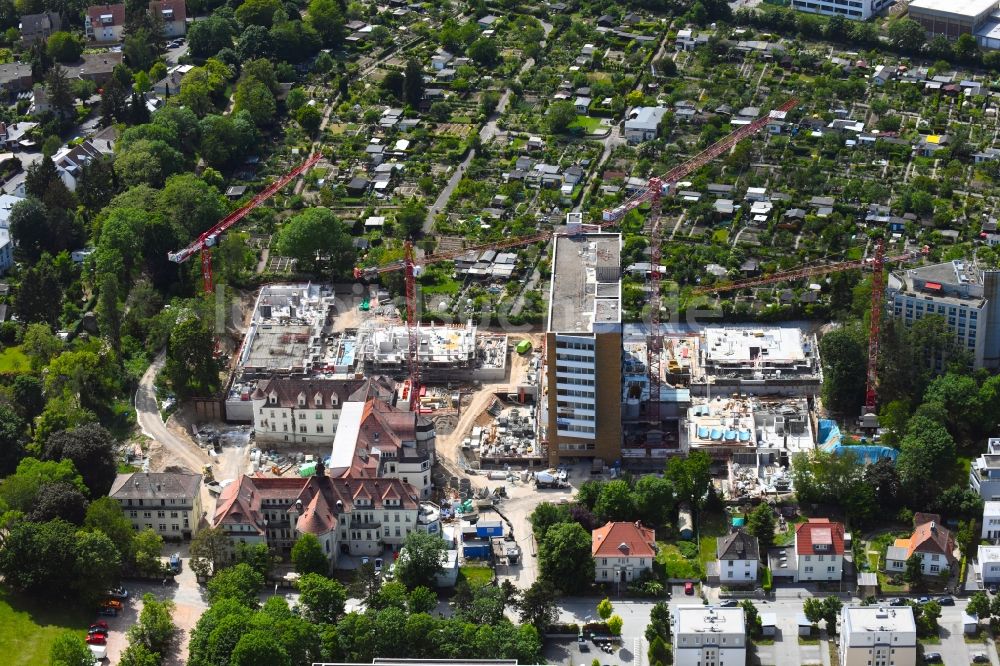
xmin=269 ymin=392 xmax=277 ymax=405
xmin=314 ymin=394 xmax=322 ymax=407
xmin=330 ymin=393 xmax=339 ymax=406
xmin=297 ymin=392 xmax=306 ymax=407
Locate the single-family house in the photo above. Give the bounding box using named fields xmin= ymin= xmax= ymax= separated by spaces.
xmin=974 ymin=148 xmax=1000 ymax=164
xmin=715 ymin=531 xmax=759 ymax=584
xmin=0 ymin=62 xmax=32 ymax=100
xmin=871 ymin=65 xmax=892 ymax=86
xmin=715 ymin=199 xmax=734 ymax=218
xmin=574 ymin=96 xmax=591 ymax=114
xmin=3 ymin=121 xmax=36 ymax=150
xmin=19 ymin=12 xmax=61 ymax=45
xmin=624 ymin=106 xmax=666 ymax=144
xmin=476 ymin=14 xmax=498 ymax=29
xmin=745 ymin=187 xmax=767 ymax=202
xmin=971 ymin=438 xmax=1000 ymax=500
xmin=592 ymin=521 xmax=657 ymax=584
xmin=85 ymin=4 xmax=126 ymax=43
xmin=767 ymin=109 xmax=787 ymax=134
xmin=563 ymin=164 xmax=584 ymax=185
xmin=51 ymin=128 xmax=116 ymax=190
xmin=435 ymin=68 xmax=455 ymax=82
xmin=149 ymin=0 xmax=186 ymax=37
xmin=794 ymin=518 xmax=845 ymax=582
xmin=75 ymin=51 xmax=124 ymax=86
xmin=916 ymin=134 xmax=948 ymax=157
xmin=884 ymin=514 xmax=955 ymax=577
xmin=430 ymin=51 xmax=452 ymax=71
xmin=345 ymin=177 xmax=370 ymax=196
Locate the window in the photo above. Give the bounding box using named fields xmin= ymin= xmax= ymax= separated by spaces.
xmin=158 ymin=523 xmax=166 ymax=531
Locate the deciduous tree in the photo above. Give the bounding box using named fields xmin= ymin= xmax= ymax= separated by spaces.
xmin=538 ymin=522 xmax=593 ymax=592
xmin=291 ymin=533 xmax=328 ymax=575
xmin=296 ymin=572 xmax=347 ymax=623
xmin=396 ymin=531 xmax=446 ymax=589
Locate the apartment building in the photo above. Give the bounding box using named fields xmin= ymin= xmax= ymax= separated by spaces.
xmin=250 ymin=376 xmax=395 ymax=446
xmin=109 ymin=472 xmax=203 ymax=539
xmin=887 ymin=260 xmax=1000 ymax=370
xmin=592 ymin=521 xmax=657 ymax=583
xmin=543 ymin=230 xmax=623 ymax=466
xmin=148 ymin=0 xmax=186 ymax=37
xmin=213 ymin=470 xmax=421 ymax=567
xmin=789 ymin=0 xmax=894 ymax=20
xmin=85 ymin=4 xmax=125 ymax=42
xmin=971 ymin=438 xmax=1000 ymax=499
xmin=984 ymin=501 xmax=1000 ymax=540
xmin=715 ymin=531 xmax=760 ymax=584
xmin=795 ymin=518 xmax=845 ymax=582
xmin=839 ymin=605 xmax=917 ymax=666
xmin=673 ymin=606 xmax=747 ymax=666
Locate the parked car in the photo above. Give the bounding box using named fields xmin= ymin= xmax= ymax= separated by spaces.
xmin=888 ymin=598 xmax=906 ymax=606
xmin=579 ymin=642 xmax=589 ymax=653
xmin=102 ymin=599 xmax=123 ymax=610
xmin=937 ymin=596 xmax=954 ymax=606
xmin=97 ymin=607 xmax=118 ymax=617
xmin=917 ymin=596 xmax=930 ymax=604
xmin=87 ymin=627 xmax=108 ymax=637
xmin=374 ymin=558 xmax=383 ymax=573
xmin=973 ymin=653 xmax=989 ymax=663
xmin=108 ymin=586 xmax=128 ymax=600
xmin=361 ymin=557 xmax=370 ymax=567
xmin=684 ymin=582 xmax=695 ymax=595
xmin=89 ymin=622 xmax=109 ymax=631
xmin=85 ymin=634 xmax=107 ymax=646
xmin=169 ymin=553 xmax=182 ymax=573
xmin=719 ymin=599 xmax=739 ymax=608
xmin=989 ymin=584 xmax=998 ymax=594
xmin=923 ymin=652 xmax=941 ymax=663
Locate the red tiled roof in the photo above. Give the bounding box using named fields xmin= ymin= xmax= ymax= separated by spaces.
xmin=795 ymin=518 xmax=845 ymax=556
xmin=592 ymin=521 xmax=656 ymax=558
xmin=87 ymin=4 xmax=125 ymax=26
xmin=908 ymin=519 xmax=955 ymax=560
xmin=149 ymin=0 xmax=186 ymax=21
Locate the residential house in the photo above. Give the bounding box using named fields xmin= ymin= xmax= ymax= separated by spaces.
xmin=109 ymin=472 xmax=203 ymax=539
xmin=974 ymin=148 xmax=1000 ymax=164
xmin=574 ymin=96 xmax=591 ymax=114
xmin=745 ymin=187 xmax=768 ymax=202
xmin=19 ymin=12 xmax=61 ymax=45
xmin=0 ymin=229 xmax=13 ymax=275
xmin=435 ymin=68 xmax=455 ymax=82
xmin=3 ymin=121 xmax=36 ymax=150
xmin=916 ymin=134 xmax=948 ymax=157
xmin=978 ymin=545 xmax=1000 ymax=586
xmin=0 ymin=63 xmax=32 ymax=100
xmin=624 ymin=106 xmax=666 ymax=144
xmin=51 ymin=127 xmax=117 ymax=190
xmin=85 ymin=4 xmax=126 ymax=43
xmin=430 ymin=51 xmax=452 ymax=71
xmin=674 ymin=606 xmax=746 ymax=666
xmin=970 ymin=438 xmax=1000 ymax=500
xmin=149 ymin=0 xmax=186 ymax=37
xmin=75 ymin=51 xmax=124 ymax=86
xmin=839 ymin=606 xmax=916 ymax=666
xmin=250 ymin=376 xmax=395 ymax=447
xmin=884 ymin=514 xmax=955 ymax=577
xmin=563 ymin=164 xmax=584 ymax=186
xmin=0 ymin=193 xmax=23 ymax=229
xmin=871 ymin=64 xmax=892 ymax=86
xmin=715 ymin=531 xmax=759 ymax=584
xmin=767 ymin=109 xmax=788 ymax=134
xmin=476 ymin=14 xmax=498 ymax=28
xmin=715 ymin=199 xmax=735 ymax=218
xmin=794 ymin=518 xmax=845 ymax=582
xmin=983 ymin=501 xmax=1000 ymax=541
xmin=592 ymin=521 xmax=657 ymax=584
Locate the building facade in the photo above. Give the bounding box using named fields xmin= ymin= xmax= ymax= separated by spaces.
xmin=624 ymin=106 xmax=666 ymax=144
xmin=673 ymin=606 xmax=747 ymax=666
xmin=984 ymin=501 xmax=1000 ymax=540
xmin=887 ymin=260 xmax=1000 ymax=370
xmin=789 ymin=0 xmax=894 ymax=20
xmin=148 ymin=0 xmax=186 ymax=36
xmin=85 ymin=4 xmax=126 ymax=42
xmin=795 ymin=518 xmax=845 ymax=582
xmin=884 ymin=515 xmax=955 ymax=576
xmin=908 ymin=0 xmax=998 ymax=40
xmin=544 ymin=230 xmax=622 ymax=466
xmin=716 ymin=531 xmax=760 ymax=584
xmin=971 ymin=438 xmax=1000 ymax=499
xmin=109 ymin=472 xmax=203 ymax=539
xmin=978 ymin=544 xmax=1000 ymax=584
xmin=19 ymin=11 xmax=62 ymax=44
xmin=839 ymin=605 xmax=917 ymax=666
xmin=592 ymin=521 xmax=656 ymax=583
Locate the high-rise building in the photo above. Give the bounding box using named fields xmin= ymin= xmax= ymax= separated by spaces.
xmin=789 ymin=0 xmax=894 ymax=21
xmin=839 ymin=606 xmax=917 ymax=666
xmin=887 ymin=259 xmax=1000 ymax=370
xmin=543 ymin=231 xmax=622 ymax=466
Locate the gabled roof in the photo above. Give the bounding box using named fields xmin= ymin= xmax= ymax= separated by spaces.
xmin=717 ymin=531 xmax=760 ymax=561
xmin=251 ymin=376 xmax=396 ymax=408
xmin=86 ymin=3 xmax=125 ymax=26
xmin=213 ymin=475 xmax=306 ymax=535
xmin=908 ymin=516 xmax=954 ymax=559
xmin=293 ymin=474 xmax=420 ymax=534
xmin=795 ymin=518 xmax=845 ymax=556
xmin=110 ymin=472 xmax=202 ymax=500
xmin=592 ymin=521 xmax=656 ymax=558
xmin=149 ymin=0 xmax=186 ymax=20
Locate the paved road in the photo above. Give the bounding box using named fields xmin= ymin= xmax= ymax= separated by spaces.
xmin=134 ymin=351 xmax=210 ymax=474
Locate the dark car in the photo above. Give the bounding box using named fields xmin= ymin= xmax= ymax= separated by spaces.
xmin=989 ymin=584 xmax=998 ymax=594
xmin=972 ymin=653 xmax=989 ymax=663
xmin=937 ymin=596 xmax=954 ymax=606
xmin=719 ymin=599 xmax=739 ymax=608
xmin=889 ymin=598 xmax=907 ymax=606
xmin=97 ymin=607 xmax=118 ymax=617
xmin=579 ymin=642 xmax=589 ymax=653
xmin=87 ymin=628 xmax=108 ymax=637
xmin=684 ymin=582 xmax=695 ymax=595
xmin=923 ymin=652 xmax=941 ymax=663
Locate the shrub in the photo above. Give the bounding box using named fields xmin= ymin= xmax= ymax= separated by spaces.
xmin=676 ymin=540 xmax=698 ymax=559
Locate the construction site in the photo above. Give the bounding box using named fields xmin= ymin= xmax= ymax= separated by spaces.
xmin=358 ymin=322 xmax=508 ymax=382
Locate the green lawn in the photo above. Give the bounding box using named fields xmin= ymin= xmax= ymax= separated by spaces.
xmin=568 ymin=115 xmax=604 ymax=133
xmin=697 ymin=511 xmax=730 ymax=573
xmin=458 ymin=565 xmax=494 ymax=587
xmin=0 ymin=587 xmax=91 ymax=665
xmin=0 ymin=346 xmax=30 ymax=374
xmin=656 ymin=543 xmax=702 ymax=579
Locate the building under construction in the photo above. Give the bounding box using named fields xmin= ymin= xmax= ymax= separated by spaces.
xmin=357 ymin=321 xmax=508 ymax=382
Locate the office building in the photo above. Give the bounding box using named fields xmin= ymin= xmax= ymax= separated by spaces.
xmin=887 ymin=260 xmax=1000 ymax=370
xmin=839 ymin=605 xmax=917 ymax=666
xmin=789 ymin=0 xmax=893 ymax=21
xmin=543 ymin=231 xmax=622 ymax=466
xmin=673 ymin=606 xmax=747 ymax=666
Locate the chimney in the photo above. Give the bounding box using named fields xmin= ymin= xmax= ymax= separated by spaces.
xmin=930 ymin=521 xmax=937 ymax=534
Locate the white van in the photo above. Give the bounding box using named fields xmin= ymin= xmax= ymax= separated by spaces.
xmin=89 ymin=644 xmax=107 ymax=661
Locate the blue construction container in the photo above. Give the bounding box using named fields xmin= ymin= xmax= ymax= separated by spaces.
xmin=476 ymin=521 xmax=503 ymax=538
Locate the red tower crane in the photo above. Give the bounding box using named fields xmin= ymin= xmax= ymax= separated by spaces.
xmin=694 ymin=242 xmax=927 ymax=415
xmin=169 ymin=152 xmax=322 ymax=292
xmin=355 ymin=100 xmax=801 ymax=411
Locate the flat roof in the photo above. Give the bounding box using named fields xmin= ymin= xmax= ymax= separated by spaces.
xmin=329 ymin=401 xmax=365 ymax=475
xmin=675 ymin=606 xmax=745 ymax=635
xmin=547 ymin=232 xmax=621 ymax=333
xmin=703 ymin=327 xmax=806 ymax=364
xmin=842 ymin=605 xmax=916 ymax=634
xmin=909 ymin=0 xmax=997 ymax=17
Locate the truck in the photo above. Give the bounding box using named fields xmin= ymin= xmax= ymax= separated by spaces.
xmin=169 ymin=553 xmax=182 ymax=574
xmin=535 ymin=471 xmax=566 ymax=489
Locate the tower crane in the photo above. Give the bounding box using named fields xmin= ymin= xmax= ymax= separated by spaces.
xmin=169 ymin=152 xmax=322 ymax=293
xmin=355 ymin=100 xmax=800 ymax=411
xmin=694 ymin=241 xmax=929 ymax=415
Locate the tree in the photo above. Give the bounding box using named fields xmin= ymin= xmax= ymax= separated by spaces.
xmin=29 ymin=481 xmax=88 ymax=523
xmin=123 ymin=28 xmax=158 ymax=72
xmin=307 ymin=0 xmax=345 ymax=47
xmin=897 ymin=415 xmax=956 ymax=504
xmin=236 ymin=541 xmax=277 ymax=578
xmin=468 ymin=38 xmax=499 ymax=67
xmin=22 ymin=322 xmax=60 ymax=371
xmin=648 ymin=636 xmax=670 ymax=666
xmin=886 ymin=19 xmax=925 ymax=52
xmin=158 ymin=172 xmax=227 ymax=239
xmin=9 ymin=197 xmax=49 ymax=261
xmin=274 ymin=207 xmax=354 ymax=274
xmin=596 ymin=597 xmax=613 ymax=620
xmin=515 ymin=579 xmax=558 ymax=632
xmin=968 ymin=591 xmax=992 ymax=620
xmin=296 ymin=104 xmax=322 ymax=134
xmin=46 ymin=31 xmax=83 ymax=63
xmin=234 ymin=76 xmax=276 ymax=127
xmin=44 ymin=65 xmax=75 ymax=119
xmin=0 ymin=456 xmax=86 ymax=514
xmin=382 ymin=70 xmax=404 ymax=100
xmin=632 ymin=475 xmax=674 ymax=527
xmin=50 ymin=631 xmax=94 ymax=666
xmin=408 ymin=585 xmax=437 ymax=614
xmin=85 ymin=496 xmax=136 ymax=566
xmin=864 ymin=458 xmax=901 ymax=510
xmin=607 ymin=614 xmax=623 ymax=636
xmin=230 ymin=630 xmax=291 ymax=666
xmin=403 ymin=58 xmax=423 ymax=108
xmin=133 ymin=528 xmax=165 ymax=577
xmin=917 ymin=600 xmax=941 ymax=637
xmin=538 ymin=522 xmax=594 ymax=592
xmin=802 ymin=597 xmax=823 ymax=626
xmin=296 ymin=572 xmax=347 ymax=623
xmin=43 ymin=423 xmax=118 ymax=497
xmin=128 ymin=593 xmax=177 ymax=654
xmin=237 ymin=0 xmax=283 ymax=28
xmin=16 ymin=262 xmax=61 ymax=326
xmin=291 ymin=533 xmax=329 ymax=575
xmin=740 ymin=599 xmax=761 ymax=637
xmin=547 ymin=101 xmax=577 ymax=133
xmin=350 ymin=561 xmax=381 ymax=606
xmin=904 ymin=553 xmax=924 ymax=587
xmin=396 ymin=531 xmax=447 ymax=589
xmin=207 ymin=563 xmax=264 ymax=607
xmin=820 ymin=325 xmax=867 ymax=415
xmin=190 ymin=526 xmax=231 ymax=578
xmin=118 ymin=643 xmax=161 ymax=666
xmin=746 ymin=504 xmax=776 ymax=552
xmin=164 ymin=312 xmax=219 ymax=398
xmin=595 ymin=480 xmax=636 ymax=522
xmin=188 ymin=15 xmax=235 ymax=58
xmin=114 ymin=139 xmax=184 ymax=188
xmin=0 ymin=403 xmax=25 ymax=476
xmin=528 ymin=501 xmax=570 ymax=540
xmin=395 ymin=198 xmax=426 ymax=237
xmin=665 ymin=450 xmax=712 ymax=509
xmin=820 ymin=597 xmax=842 ymax=634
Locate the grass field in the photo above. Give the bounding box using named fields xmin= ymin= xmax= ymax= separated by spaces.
xmin=0 ymin=587 xmax=90 ymax=666
xmin=569 ymin=115 xmax=604 ymax=133
xmin=697 ymin=511 xmax=730 ymax=573
xmin=459 ymin=565 xmax=494 ymax=587
xmin=0 ymin=346 xmax=30 ymax=374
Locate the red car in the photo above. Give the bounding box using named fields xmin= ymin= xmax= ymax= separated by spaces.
xmin=87 ymin=628 xmax=108 ymax=637
xmin=684 ymin=581 xmax=695 ymax=595
xmin=85 ymin=634 xmax=107 ymax=646
xmin=89 ymin=621 xmax=109 ymax=631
